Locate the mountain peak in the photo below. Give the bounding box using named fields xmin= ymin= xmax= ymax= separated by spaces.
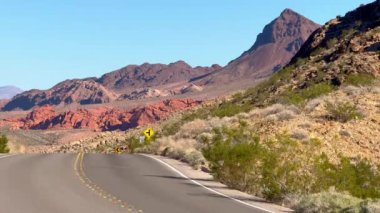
xmin=196 ymin=9 xmax=320 ymax=86
xmin=246 ymin=9 xmax=320 ymax=53
xmin=280 ymin=8 xmax=298 ymax=17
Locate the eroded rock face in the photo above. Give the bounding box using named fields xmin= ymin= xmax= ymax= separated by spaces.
xmin=0 ymin=99 xmax=201 ymax=131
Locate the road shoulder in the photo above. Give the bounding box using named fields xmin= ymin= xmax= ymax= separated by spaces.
xmin=140 ymin=154 xmax=293 ymax=213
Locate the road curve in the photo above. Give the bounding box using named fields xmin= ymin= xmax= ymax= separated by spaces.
xmin=0 ymin=154 xmax=268 ymax=213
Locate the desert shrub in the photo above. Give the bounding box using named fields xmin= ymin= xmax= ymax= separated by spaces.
xmin=151 ymin=137 xmax=206 ymax=169
xmin=295 ymin=58 xmax=307 ymax=67
xmin=275 ymin=110 xmax=297 ymax=121
xmin=231 ymin=92 xmax=243 ymax=100
xmin=290 ymin=189 xmax=364 ymax=213
xmin=161 ymin=108 xmax=209 ymax=136
xmin=360 ymin=200 xmax=380 ymax=213
xmin=211 ymin=101 xmax=251 ymax=118
xmin=127 ymin=135 xmax=153 ymax=153
xmin=0 ymin=135 xmax=10 ymax=153
xmin=341 ymin=28 xmax=356 ymax=40
xmin=345 ymin=73 xmax=375 ymax=86
xmin=202 ymin=125 xmax=320 ymax=201
xmin=305 ymin=97 xmax=326 ymax=112
xmin=314 ymin=154 xmax=380 ymax=199
xmin=326 ymin=101 xmax=362 ymax=122
xmin=290 ymin=129 xmax=310 ymax=141
xmin=182 ymin=150 xmax=206 ymax=169
xmin=282 ymin=83 xmax=334 ymax=105
xmin=161 ymin=121 xmax=182 ymax=136
xmin=310 ymin=47 xmax=325 ymax=57
xmin=342 ymin=85 xmax=361 ymax=96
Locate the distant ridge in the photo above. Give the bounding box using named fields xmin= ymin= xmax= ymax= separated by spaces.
xmin=0 ymin=86 xmax=23 ymax=100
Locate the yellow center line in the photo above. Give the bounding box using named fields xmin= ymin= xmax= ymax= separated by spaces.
xmin=73 ymin=152 xmax=143 ymax=213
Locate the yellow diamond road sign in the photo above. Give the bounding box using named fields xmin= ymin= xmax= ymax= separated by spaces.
xmin=144 ymin=128 xmax=154 ymax=139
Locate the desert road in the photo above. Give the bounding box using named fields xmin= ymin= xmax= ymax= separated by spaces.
xmin=0 ymin=153 xmax=270 ymax=213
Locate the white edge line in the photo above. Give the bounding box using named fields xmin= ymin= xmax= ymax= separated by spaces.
xmin=139 ymin=154 xmax=277 ymax=213
xmin=0 ymin=154 xmax=15 ymax=159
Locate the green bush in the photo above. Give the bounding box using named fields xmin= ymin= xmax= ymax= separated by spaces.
xmin=126 ymin=135 xmax=153 ymax=153
xmin=282 ymin=83 xmax=334 ymax=105
xmin=314 ymin=154 xmax=380 ymax=199
xmin=0 ymin=135 xmax=10 ymax=153
xmin=345 ymin=73 xmax=375 ymax=86
xmin=202 ymin=125 xmax=319 ymax=201
xmin=291 ymin=189 xmax=364 ymax=213
xmin=326 ymin=101 xmax=362 ymax=122
xmin=201 ymin=125 xmax=380 ymax=207
xmin=211 ymin=102 xmax=251 ymax=118
xmin=310 ymin=47 xmax=325 ymax=57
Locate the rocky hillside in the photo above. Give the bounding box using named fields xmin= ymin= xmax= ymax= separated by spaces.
xmin=0 ymin=86 xmax=23 ymax=100
xmin=98 ymin=61 xmax=221 ymax=92
xmin=195 ymin=9 xmax=320 ymax=85
xmin=2 ymin=62 xmax=218 ymax=111
xmin=243 ymin=0 xmax=380 ymax=107
xmin=2 ymin=79 xmax=118 ymax=111
xmin=0 ymin=99 xmax=200 ymax=131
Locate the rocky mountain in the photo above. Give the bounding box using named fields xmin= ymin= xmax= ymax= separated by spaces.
xmin=0 ymin=99 xmax=201 ymax=131
xmin=195 ymin=9 xmax=320 ymax=85
xmin=2 ymin=61 xmax=219 ymax=111
xmin=98 ymin=61 xmax=221 ymax=92
xmin=244 ymin=0 xmax=380 ymax=106
xmin=0 ymin=86 xmax=23 ymax=100
xmin=2 ymin=79 xmax=117 ymax=111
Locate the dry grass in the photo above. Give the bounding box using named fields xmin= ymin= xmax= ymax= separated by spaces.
xmin=0 ymin=127 xmax=97 ymax=153
xmin=285 ymin=188 xmax=380 ymax=213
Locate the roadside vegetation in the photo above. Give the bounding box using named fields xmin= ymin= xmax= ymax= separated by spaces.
xmin=96 ymin=23 xmax=380 ymax=212
xmin=201 ymin=124 xmax=380 ymax=201
xmin=325 ymin=101 xmax=362 ymax=122
xmin=0 ymin=135 xmax=10 ymax=153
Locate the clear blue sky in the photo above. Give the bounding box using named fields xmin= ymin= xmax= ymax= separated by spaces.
xmin=0 ymin=0 xmax=373 ymax=90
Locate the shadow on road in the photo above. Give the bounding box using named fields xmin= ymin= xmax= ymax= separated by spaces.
xmin=143 ymin=174 xmax=214 ymax=182
xmin=144 ymin=174 xmax=270 ymax=204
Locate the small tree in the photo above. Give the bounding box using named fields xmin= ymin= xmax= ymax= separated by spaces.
xmin=0 ymin=135 xmax=10 ymax=153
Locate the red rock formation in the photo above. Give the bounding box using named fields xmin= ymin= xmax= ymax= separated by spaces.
xmin=0 ymin=99 xmax=201 ymax=131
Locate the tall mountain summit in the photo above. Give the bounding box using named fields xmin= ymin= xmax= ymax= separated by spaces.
xmin=197 ymin=9 xmax=320 ymax=85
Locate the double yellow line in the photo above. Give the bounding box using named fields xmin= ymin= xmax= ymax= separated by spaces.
xmin=74 ymin=152 xmax=143 ymax=212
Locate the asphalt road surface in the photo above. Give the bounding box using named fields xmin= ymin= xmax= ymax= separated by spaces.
xmin=0 ymin=154 xmax=268 ymax=213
